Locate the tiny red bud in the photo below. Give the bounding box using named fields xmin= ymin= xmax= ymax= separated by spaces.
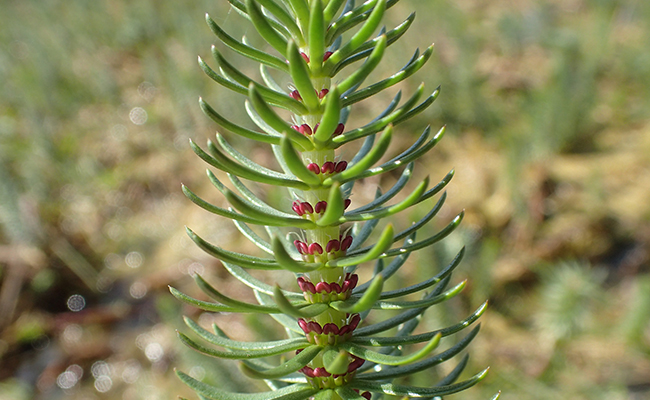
xmin=298 ymin=318 xmax=309 ymax=333
xmin=322 ymin=323 xmax=340 ymax=335
xmin=347 ymin=274 xmax=359 ymax=289
xmin=349 ymin=314 xmax=361 ymax=330
xmin=326 ymin=239 xmax=340 ymax=252
xmin=292 ymin=200 xmax=303 ymax=215
xmin=307 ymin=163 xmax=321 ymax=174
xmin=323 ymin=51 xmax=333 ymax=61
xmin=299 ymin=123 xmax=312 ymax=135
xmin=313 ymin=123 xmax=319 ymax=133
xmin=334 ymin=161 xmax=348 ymax=172
xmin=301 ymin=201 xmax=314 ymax=214
xmin=321 ymin=161 xmax=335 ymax=174
xmin=307 ymin=321 xmax=323 ymax=334
xmin=344 ymin=198 xmax=352 ymax=209
xmin=361 ymin=392 xmax=371 ymax=400
xmin=314 ymin=367 xmax=331 ymax=377
xmin=300 ymin=52 xmax=310 ymax=63
xmin=291 ymin=125 xmax=300 ymax=131
xmin=314 ymin=201 xmax=327 ymax=214
xmin=341 ymin=235 xmax=353 ymax=251
xmin=315 ymin=281 xmax=331 ymax=293
xmin=333 ymin=123 xmax=345 ymax=136
xmin=294 ymin=240 xmax=308 ymax=255
xmin=290 ymin=90 xmax=302 ymax=101
xmin=318 ymin=88 xmax=329 ymax=99
xmin=308 ymin=242 xmax=323 ymax=255
xmin=330 ymin=282 xmax=341 ymax=293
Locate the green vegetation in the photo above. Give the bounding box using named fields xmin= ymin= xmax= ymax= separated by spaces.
xmin=0 ymin=0 xmax=649 ymax=399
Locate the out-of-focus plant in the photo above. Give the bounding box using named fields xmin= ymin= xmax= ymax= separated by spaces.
xmin=171 ymin=0 xmax=497 ymax=399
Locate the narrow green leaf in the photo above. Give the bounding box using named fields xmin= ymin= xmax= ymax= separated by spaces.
xmin=324 ymin=0 xmax=387 ymax=69
xmin=248 ymin=84 xmax=314 ymax=150
xmin=287 ymin=40 xmax=319 ymax=110
xmin=182 ymin=184 xmax=275 ymax=226
xmin=194 ymin=274 xmax=295 ymax=313
xmin=211 ymin=47 xmax=307 ymax=114
xmin=326 ymin=124 xmax=392 ymax=186
xmin=342 ymin=42 xmax=433 ymax=107
xmin=316 ymin=182 xmax=345 ymax=227
xmin=199 ymin=98 xmax=281 ymax=145
xmin=353 ymin=233 xmax=415 ymax=292
xmin=372 ymin=280 xmax=466 ymax=310
xmin=187 ymin=227 xmax=280 ymax=270
xmin=274 ymin=286 xmax=330 ymax=318
xmin=323 ymin=0 xmax=346 ymax=23
xmin=313 ymin=389 xmax=334 ymax=400
xmin=256 ymin=0 xmax=304 ymax=43
xmin=359 ymin=327 xmax=480 ymax=380
xmin=245 ymin=0 xmax=289 ymax=56
xmin=240 ymin=345 xmax=322 ymax=379
xmin=490 ymin=391 xmax=502 ymax=400
xmin=341 ymin=177 xmax=429 ymax=223
xmin=170 ymin=286 xmax=241 ymax=313
xmin=342 ymin=333 xmax=440 ymax=366
xmin=223 ymin=189 xmax=316 ymax=229
xmin=271 ymin=236 xmax=322 ymax=272
xmin=435 ymin=352 xmax=469 ymax=386
xmin=347 ymin=162 xmax=414 ymax=214
xmin=354 ymin=300 xmax=488 ymax=343
xmin=199 ymin=55 xmax=249 ymax=96
xmin=322 ymin=348 xmax=350 ymax=375
xmin=179 ymin=331 xmax=306 ymax=359
xmin=260 ymin=64 xmax=284 ymax=92
xmin=336 ymin=35 xmax=386 ymax=95
xmin=353 ymin=277 xmax=451 ymax=336
xmin=327 ymin=224 xmax=393 ymax=267
xmin=308 ymin=0 xmax=326 ymax=75
xmin=255 ymin=290 xmax=303 ymax=333
xmin=331 ymin=85 xmax=424 ymax=146
xmin=286 ymin=0 xmax=310 ymax=32
xmin=280 ymin=135 xmax=322 ymax=186
xmin=333 ymin=13 xmax=416 ymax=76
xmin=177 ymin=371 xmax=317 ymax=400
xmin=190 ymin=138 xmax=310 ymax=190
xmin=347 ymin=219 xmax=379 ymax=252
xmin=382 ymin=211 xmax=463 ymax=257
xmin=379 ymin=246 xmax=464 ymax=299
xmin=330 ymin=275 xmax=383 ymax=313
xmin=185 ymin=316 xmax=308 ymax=352
xmin=222 ymin=262 xmax=304 ymax=300
xmin=314 ymin=86 xmax=342 ymax=146
xmin=352 ymin=367 xmax=490 ymax=397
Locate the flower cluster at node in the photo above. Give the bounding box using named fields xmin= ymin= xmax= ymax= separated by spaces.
xmin=297 ymin=313 xmax=361 ymax=345
xmin=291 ymin=122 xmax=345 ymax=137
xmin=297 ymin=273 xmax=359 ymax=302
xmin=291 ymin=199 xmax=352 ymax=220
xmin=293 ymin=235 xmax=353 ymax=262
xmin=297 ymin=350 xmax=365 ymax=389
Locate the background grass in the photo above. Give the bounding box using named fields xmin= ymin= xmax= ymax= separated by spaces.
xmin=1 ymin=0 xmax=649 ymax=399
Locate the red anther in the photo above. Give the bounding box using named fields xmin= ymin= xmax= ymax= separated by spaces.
xmin=291 ymin=124 xmax=300 ymax=131
xmin=348 ymin=357 xmax=365 ymax=372
xmin=347 ymin=274 xmax=359 ymax=289
xmin=299 ymin=123 xmax=312 ymax=135
xmin=326 ymin=239 xmax=340 ymax=252
xmin=323 ymin=51 xmax=333 ymax=61
xmin=308 ymin=242 xmax=323 ymax=255
xmin=290 ymin=90 xmax=302 ymax=101
xmin=307 ymin=163 xmax=321 ymax=174
xmin=314 ymin=367 xmax=331 ymax=377
xmin=305 ymin=280 xmax=316 ymax=293
xmin=318 ymin=88 xmax=329 ymax=99
xmin=348 ymin=314 xmax=361 ymax=330
xmin=307 ymin=321 xmax=323 ymax=334
xmin=329 ymin=282 xmax=341 ymax=293
xmin=344 ymin=199 xmax=352 ymax=209
xmin=335 ymin=161 xmax=348 ymax=172
xmin=322 ymin=323 xmax=340 ymax=335
xmin=338 ymin=325 xmax=350 ymax=335
xmin=313 ymin=123 xmax=320 ymax=133
xmin=301 ymin=202 xmax=314 ymax=214
xmin=292 ymin=200 xmax=304 ymax=215
xmin=361 ymin=391 xmax=371 ymax=400
xmin=300 ymin=52 xmax=310 ymax=63
xmin=321 ymin=161 xmax=335 ymax=174
xmin=298 ymin=318 xmax=309 ymax=333
xmin=314 ymin=201 xmax=327 ymax=214
xmin=334 ymin=123 xmax=345 ymax=136
xmin=300 ymin=366 xmax=315 ymax=377
xmin=294 ymin=240 xmax=309 ymax=255
xmin=341 ymin=235 xmax=353 ymax=251
xmin=315 ymin=281 xmax=331 ymax=293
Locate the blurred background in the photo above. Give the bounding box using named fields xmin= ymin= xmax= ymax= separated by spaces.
xmin=1 ymin=0 xmax=649 ymax=399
